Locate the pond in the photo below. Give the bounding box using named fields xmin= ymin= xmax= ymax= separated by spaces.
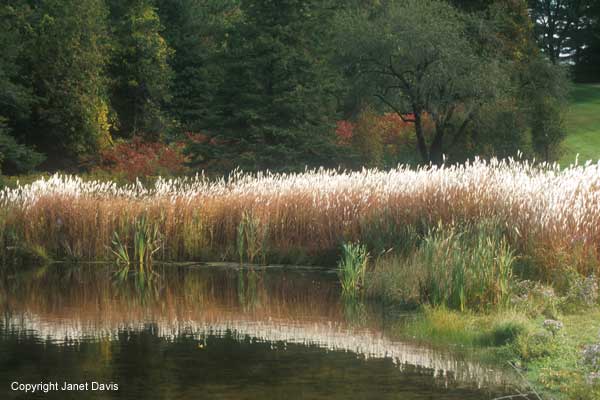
xmin=0 ymin=264 xmax=520 ymax=399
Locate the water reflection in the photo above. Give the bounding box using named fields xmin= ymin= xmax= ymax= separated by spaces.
xmin=113 ymin=264 xmax=161 ymax=300
xmin=0 ymin=264 xmax=518 ymax=399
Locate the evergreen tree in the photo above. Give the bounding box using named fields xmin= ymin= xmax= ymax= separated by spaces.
xmin=0 ymin=2 xmax=44 ymax=173
xmin=109 ymin=0 xmax=174 ymax=139
xmin=188 ymin=0 xmax=342 ymax=172
xmin=21 ymin=0 xmax=112 ymax=167
xmin=157 ymin=0 xmax=240 ymax=133
xmin=528 ymin=0 xmax=596 ymax=65
xmin=0 ymin=2 xmax=32 ymax=129
xmin=573 ymin=1 xmax=600 ymax=82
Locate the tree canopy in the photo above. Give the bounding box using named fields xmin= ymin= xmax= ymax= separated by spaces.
xmin=0 ymin=0 xmax=582 ymax=174
xmin=335 ymin=0 xmax=567 ymax=164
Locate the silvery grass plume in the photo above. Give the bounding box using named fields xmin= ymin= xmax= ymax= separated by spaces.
xmin=1 ymin=158 xmax=599 ymax=270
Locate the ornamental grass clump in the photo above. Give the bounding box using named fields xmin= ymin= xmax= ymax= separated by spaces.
xmin=236 ymin=211 xmax=269 ymax=265
xmin=0 ymin=157 xmax=598 ymax=277
xmin=366 ymin=221 xmax=516 ymax=310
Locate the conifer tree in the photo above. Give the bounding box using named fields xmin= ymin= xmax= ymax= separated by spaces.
xmin=109 ymin=0 xmax=174 ymax=139
xmin=24 ymin=0 xmax=112 ymax=166
xmin=188 ymin=0 xmax=342 ymax=171
xmin=157 ymin=0 xmax=240 ymax=132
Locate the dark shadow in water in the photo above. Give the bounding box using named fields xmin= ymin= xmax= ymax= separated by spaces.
xmin=0 ymin=264 xmax=521 ymax=399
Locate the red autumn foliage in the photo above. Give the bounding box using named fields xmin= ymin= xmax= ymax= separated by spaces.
xmin=336 ymin=113 xmax=414 ymax=144
xmin=95 ymin=136 xmax=189 ymax=180
xmin=335 ymin=112 xmax=435 ymax=146
xmin=335 ymin=120 xmax=354 ymax=145
xmin=375 ymin=113 xmax=415 ymax=145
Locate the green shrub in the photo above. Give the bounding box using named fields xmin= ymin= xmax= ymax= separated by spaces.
xmin=0 ymin=122 xmax=45 ymax=174
xmin=513 ymin=329 xmax=557 ymax=362
xmin=490 ymin=320 xmax=527 ymax=346
xmin=510 ymin=280 xmax=561 ymax=319
xmin=562 ymin=271 xmax=598 ymax=312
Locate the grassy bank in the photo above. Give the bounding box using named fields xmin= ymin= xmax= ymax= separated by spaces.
xmin=390 ymin=306 xmax=600 ymax=400
xmin=358 ymin=219 xmax=600 ymax=399
xmin=560 ymin=84 xmax=600 ymax=166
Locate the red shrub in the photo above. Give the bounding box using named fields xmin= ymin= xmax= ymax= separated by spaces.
xmin=335 ymin=112 xmax=436 ymax=145
xmin=335 ymin=120 xmax=354 ymax=145
xmin=95 ymin=137 xmax=189 ymax=180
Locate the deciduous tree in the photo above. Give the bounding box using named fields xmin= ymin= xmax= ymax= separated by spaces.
xmin=336 ymin=0 xmax=507 ymax=164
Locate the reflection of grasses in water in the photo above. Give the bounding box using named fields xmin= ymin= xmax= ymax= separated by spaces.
xmin=237 ymin=269 xmax=261 ymax=311
xmin=1 ymin=313 xmax=517 ymax=389
xmin=0 ymin=266 xmax=518 ymax=389
xmin=112 ymin=266 xmax=161 ymax=302
xmin=0 ymin=266 xmax=341 ymax=324
xmin=341 ymin=297 xmax=368 ymax=328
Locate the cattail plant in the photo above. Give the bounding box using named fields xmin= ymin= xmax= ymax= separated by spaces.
xmin=110 ymin=214 xmax=162 ymax=273
xmin=338 ymin=242 xmax=369 ymax=296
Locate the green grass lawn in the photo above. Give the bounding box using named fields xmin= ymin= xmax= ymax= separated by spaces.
xmin=560 ymin=84 xmax=600 ymax=166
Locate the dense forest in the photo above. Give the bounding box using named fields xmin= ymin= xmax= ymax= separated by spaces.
xmin=0 ymin=0 xmax=599 ymax=177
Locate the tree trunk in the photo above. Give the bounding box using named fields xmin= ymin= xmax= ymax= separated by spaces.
xmin=429 ymin=127 xmax=445 ymax=165
xmin=413 ymin=110 xmax=429 ymax=162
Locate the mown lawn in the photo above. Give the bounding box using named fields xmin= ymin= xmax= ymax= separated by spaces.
xmin=560 ymin=84 xmax=600 ymax=166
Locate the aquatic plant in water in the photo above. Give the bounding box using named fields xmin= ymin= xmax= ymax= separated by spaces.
xmin=236 ymin=211 xmax=268 ymax=265
xmin=110 ymin=215 xmax=162 ymax=272
xmin=338 ymin=242 xmax=369 ymax=296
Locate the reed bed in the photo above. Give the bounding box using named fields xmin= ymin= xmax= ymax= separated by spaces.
xmin=366 ymin=222 xmax=516 ymax=310
xmin=1 ymin=157 xmax=599 ymax=276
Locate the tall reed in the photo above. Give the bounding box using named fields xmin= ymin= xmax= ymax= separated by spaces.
xmin=366 ymin=221 xmax=516 ymax=310
xmin=0 ymin=158 xmax=598 ymax=277
xmin=236 ymin=211 xmax=268 ymax=264
xmin=418 ymin=222 xmax=515 ymax=310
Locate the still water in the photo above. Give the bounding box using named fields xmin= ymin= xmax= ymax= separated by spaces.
xmin=0 ymin=264 xmax=519 ymax=399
